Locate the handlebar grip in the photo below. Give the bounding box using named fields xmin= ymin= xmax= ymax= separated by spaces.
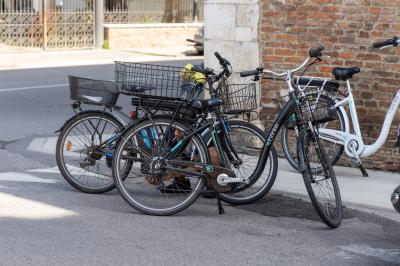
xmin=309 ymin=45 xmax=325 ymax=58
xmin=240 ymin=70 xmax=260 ymax=77
xmin=373 ymin=37 xmax=399 ymax=48
xmin=214 ymin=52 xmax=224 ymax=63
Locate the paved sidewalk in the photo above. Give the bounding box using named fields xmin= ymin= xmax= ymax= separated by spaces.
xmin=272 ymin=158 xmax=400 ymax=221
xmin=0 ymin=48 xmax=201 ymax=70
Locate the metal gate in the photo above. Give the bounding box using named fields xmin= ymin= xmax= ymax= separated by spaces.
xmin=0 ymin=0 xmax=203 ymax=48
xmin=104 ymin=0 xmax=204 ymax=24
xmin=0 ymin=0 xmax=94 ymax=48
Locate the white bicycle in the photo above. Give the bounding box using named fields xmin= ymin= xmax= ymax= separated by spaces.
xmin=317 ymin=37 xmax=400 ymax=176
xmin=282 ymin=38 xmax=400 ymax=177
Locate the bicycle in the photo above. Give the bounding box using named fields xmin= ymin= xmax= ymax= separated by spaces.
xmin=112 ymin=48 xmax=343 ymax=228
xmin=56 ymin=62 xmax=278 ymax=206
xmin=298 ymin=38 xmax=400 ymax=176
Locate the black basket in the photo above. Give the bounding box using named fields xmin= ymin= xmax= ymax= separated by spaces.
xmin=69 ymin=76 xmax=119 ymax=107
xmin=218 ymin=83 xmax=257 ymax=114
xmin=274 ymin=87 xmax=338 ymax=127
xmin=131 ymin=94 xmax=196 ymax=118
xmin=115 ymin=62 xmax=203 ymax=100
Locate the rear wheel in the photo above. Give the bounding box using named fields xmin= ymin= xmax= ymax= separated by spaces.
xmin=112 ymin=117 xmax=207 ymax=216
xmin=282 ymin=95 xmax=345 ymax=172
xmin=56 ymin=111 xmax=129 ymax=194
xmin=298 ymin=128 xmax=342 ymax=228
xmin=207 ymin=120 xmax=278 ymax=205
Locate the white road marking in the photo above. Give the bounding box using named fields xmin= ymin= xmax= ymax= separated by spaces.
xmin=0 ymin=172 xmax=57 ymax=183
xmin=338 ymin=244 xmax=400 ymax=264
xmin=0 ymin=192 xmax=77 ymax=219
xmin=28 ymin=165 xmax=112 ymax=179
xmin=0 ymin=83 xmax=68 ymax=93
xmin=27 ymin=136 xmax=58 ymax=155
xmin=28 ymin=166 xmax=61 ymax=174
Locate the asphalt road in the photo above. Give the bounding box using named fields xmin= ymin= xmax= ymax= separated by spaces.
xmin=0 ymin=61 xmax=399 ymax=265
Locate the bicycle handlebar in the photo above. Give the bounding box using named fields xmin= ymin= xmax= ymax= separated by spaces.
xmin=240 ymin=69 xmax=262 ymax=78
xmin=240 ymin=45 xmax=324 ymax=79
xmin=373 ymin=37 xmax=399 ymax=49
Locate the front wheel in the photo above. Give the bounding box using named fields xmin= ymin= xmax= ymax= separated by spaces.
xmin=297 ymin=128 xmax=342 ymax=228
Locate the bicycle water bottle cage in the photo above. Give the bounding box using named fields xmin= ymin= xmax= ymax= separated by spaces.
xmin=332 ymin=67 xmax=361 ymax=81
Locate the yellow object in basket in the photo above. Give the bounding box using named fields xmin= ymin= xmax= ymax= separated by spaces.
xmin=181 ymin=63 xmax=206 ymax=84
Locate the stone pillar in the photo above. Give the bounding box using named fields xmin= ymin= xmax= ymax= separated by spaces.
xmin=204 ymin=0 xmax=262 ymax=125
xmin=204 ymin=0 xmax=260 ymax=74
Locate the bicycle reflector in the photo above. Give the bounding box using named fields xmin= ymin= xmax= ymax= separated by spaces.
xmin=66 ymin=141 xmax=73 ymax=151
xmin=130 ymin=111 xmax=138 ymax=120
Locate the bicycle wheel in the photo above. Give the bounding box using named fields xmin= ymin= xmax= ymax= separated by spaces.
xmin=297 ymin=128 xmax=342 ymax=228
xmin=112 ymin=117 xmax=207 ymax=216
xmin=56 ymin=111 xmax=130 ymax=194
xmin=282 ymin=95 xmax=345 ymax=171
xmin=207 ymin=120 xmax=278 ymax=205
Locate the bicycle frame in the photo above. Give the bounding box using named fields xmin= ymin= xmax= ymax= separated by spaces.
xmin=319 ymin=80 xmax=400 ymax=158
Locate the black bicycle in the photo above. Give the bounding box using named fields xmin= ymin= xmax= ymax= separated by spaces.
xmin=56 ymin=60 xmax=278 ymax=206
xmin=112 ymin=48 xmax=343 ymax=228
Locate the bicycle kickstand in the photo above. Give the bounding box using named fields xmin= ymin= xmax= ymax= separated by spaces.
xmin=216 ymin=193 xmax=225 ymax=215
xmin=349 ymin=143 xmax=369 ymax=177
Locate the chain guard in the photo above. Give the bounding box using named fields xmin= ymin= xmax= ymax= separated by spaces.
xmin=206 ymin=166 xmax=235 ymax=193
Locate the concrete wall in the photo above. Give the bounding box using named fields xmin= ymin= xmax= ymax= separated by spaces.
xmin=204 ymin=0 xmax=260 ymax=79
xmin=104 ymin=23 xmax=202 ymax=50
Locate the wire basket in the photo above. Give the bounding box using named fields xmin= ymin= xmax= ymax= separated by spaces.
xmin=217 ymin=83 xmax=257 ymax=114
xmin=69 ymin=76 xmax=119 ymax=107
xmin=295 ymin=76 xmax=339 ymax=96
xmin=274 ymin=87 xmax=338 ymax=127
xmin=115 ymin=62 xmax=203 ymax=100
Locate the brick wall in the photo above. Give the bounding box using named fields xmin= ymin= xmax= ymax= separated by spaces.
xmin=260 ymin=0 xmax=400 ymax=171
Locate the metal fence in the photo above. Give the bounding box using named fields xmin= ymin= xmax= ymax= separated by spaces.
xmin=0 ymin=0 xmax=203 ymax=48
xmin=104 ymin=0 xmax=204 ymax=24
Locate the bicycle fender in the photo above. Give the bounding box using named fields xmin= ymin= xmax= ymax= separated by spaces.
xmin=54 ymin=110 xmax=124 ymax=133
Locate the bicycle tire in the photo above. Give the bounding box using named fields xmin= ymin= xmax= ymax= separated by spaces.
xmin=112 ymin=117 xmax=207 ymax=216
xmin=297 ymin=128 xmax=342 ymax=228
xmin=56 ymin=111 xmax=130 ymax=194
xmin=282 ymin=94 xmax=345 ymax=172
xmin=204 ymin=120 xmax=278 ymax=205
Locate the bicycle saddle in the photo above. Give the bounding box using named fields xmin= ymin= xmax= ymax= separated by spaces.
xmin=332 ymin=67 xmax=361 ymax=81
xmin=191 ymin=98 xmax=224 ymax=111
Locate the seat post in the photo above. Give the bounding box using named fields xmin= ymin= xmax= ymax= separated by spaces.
xmin=346 ymin=79 xmax=353 ymax=94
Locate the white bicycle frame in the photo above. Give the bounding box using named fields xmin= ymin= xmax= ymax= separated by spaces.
xmin=319 ymin=79 xmax=400 ymax=158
